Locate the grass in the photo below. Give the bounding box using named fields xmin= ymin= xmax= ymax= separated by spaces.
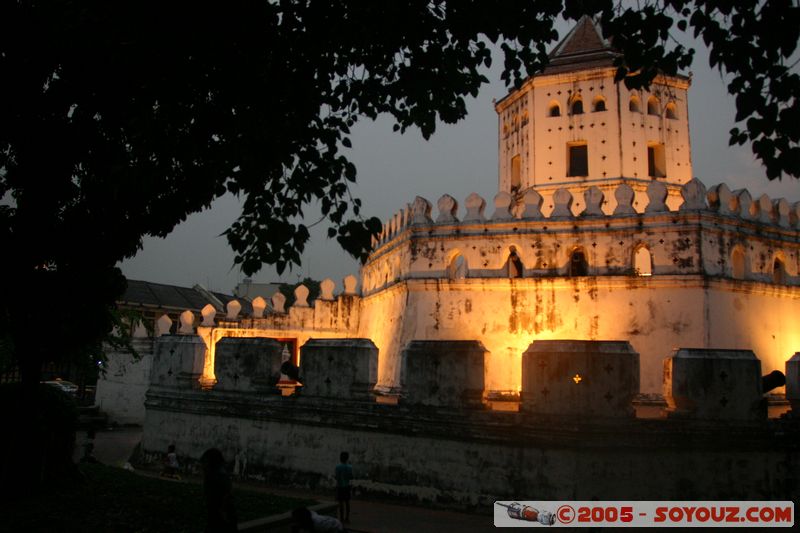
xmin=7 ymin=463 xmax=316 ymax=532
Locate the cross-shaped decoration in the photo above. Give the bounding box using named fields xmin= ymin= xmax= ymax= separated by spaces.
xmin=604 ymin=364 xmax=614 ymax=374
xmin=720 ymin=397 xmax=729 ymax=406
xmin=324 ymin=377 xmax=332 ymax=385
xmin=604 ymin=392 xmax=614 ymax=402
xmin=169 ymin=348 xmax=175 ymax=356
xmin=233 ymin=373 xmax=240 ymax=384
xmin=572 ymin=374 xmax=583 ymax=384
xmin=537 ymin=359 xmax=548 ymax=370
xmin=541 ymin=388 xmax=550 ymax=397
xmin=167 ymin=368 xmax=173 ymax=377
xmin=328 ymin=355 xmax=334 ymax=363
xmin=719 ymin=371 xmax=728 ymax=381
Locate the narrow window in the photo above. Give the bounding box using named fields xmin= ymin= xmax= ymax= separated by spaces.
xmin=731 ymin=248 xmax=745 ymax=279
xmin=567 ymin=144 xmax=588 ymax=177
xmin=569 ymin=249 xmax=588 ymax=276
xmin=634 ymin=246 xmax=653 ymax=276
xmin=629 ymin=95 xmax=641 ymax=113
xmin=773 ymin=258 xmax=786 ymax=284
xmin=548 ymin=102 xmax=561 ymax=117
xmin=571 ymin=99 xmax=584 ymax=115
xmin=447 ymin=254 xmax=467 ymax=280
xmin=592 ymin=96 xmax=606 ymax=112
xmin=506 ymin=247 xmax=524 ymax=278
xmin=510 ymin=155 xmax=521 ymax=193
xmin=647 ymin=96 xmax=660 ymax=116
xmin=647 ymin=143 xmax=666 ymax=178
xmin=665 ymin=102 xmax=678 ymax=119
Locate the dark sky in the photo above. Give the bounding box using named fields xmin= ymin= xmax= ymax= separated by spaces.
xmin=120 ymin=22 xmax=800 ymax=294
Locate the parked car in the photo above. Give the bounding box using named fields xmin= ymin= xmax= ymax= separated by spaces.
xmin=42 ymin=379 xmax=79 ymax=396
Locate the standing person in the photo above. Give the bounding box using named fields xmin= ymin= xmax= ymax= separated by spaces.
xmin=334 ymin=451 xmax=353 ymax=524
xmin=201 ymin=448 xmax=238 ymax=533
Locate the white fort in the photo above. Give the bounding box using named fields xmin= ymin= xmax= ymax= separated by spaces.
xmin=101 ymin=18 xmax=800 ymax=418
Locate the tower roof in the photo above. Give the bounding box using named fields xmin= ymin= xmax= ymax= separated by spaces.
xmin=543 ymin=16 xmax=619 ymax=75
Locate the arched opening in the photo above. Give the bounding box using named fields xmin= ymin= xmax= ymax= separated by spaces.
xmin=592 ymin=96 xmax=606 ymax=112
xmin=506 ymin=246 xmax=524 ymax=278
xmin=731 ymin=247 xmax=745 ymax=279
xmin=629 ymin=95 xmax=641 ymax=113
xmin=665 ymin=102 xmax=678 ymax=119
xmin=647 ymin=96 xmax=660 ymax=116
xmin=548 ymin=101 xmax=561 ymax=117
xmin=447 ymin=253 xmax=468 ymax=280
xmin=773 ymin=257 xmax=786 ymax=284
xmin=568 ymin=248 xmax=588 ymax=276
xmin=571 ymin=98 xmax=584 ymax=115
xmin=633 ymin=246 xmax=653 ymax=276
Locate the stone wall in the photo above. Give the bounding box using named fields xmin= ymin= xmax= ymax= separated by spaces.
xmin=143 ymin=392 xmax=799 ymax=507
xmin=95 ymin=338 xmax=153 ymax=424
xmin=142 ymin=338 xmax=800 ymax=506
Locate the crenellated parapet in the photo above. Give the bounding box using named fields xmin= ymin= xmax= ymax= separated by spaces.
xmin=361 ymin=179 xmax=800 ymax=294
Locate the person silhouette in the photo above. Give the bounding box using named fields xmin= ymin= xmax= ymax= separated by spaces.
xmin=201 ymin=448 xmax=237 ymax=533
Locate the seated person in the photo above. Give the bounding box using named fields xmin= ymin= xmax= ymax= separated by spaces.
xmin=290 ymin=507 xmax=345 ymax=533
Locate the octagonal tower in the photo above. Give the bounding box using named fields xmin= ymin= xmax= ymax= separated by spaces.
xmin=496 ymin=16 xmax=692 ymax=213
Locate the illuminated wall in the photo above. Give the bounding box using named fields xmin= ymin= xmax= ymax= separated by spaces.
xmin=360 ymin=180 xmax=800 ymax=394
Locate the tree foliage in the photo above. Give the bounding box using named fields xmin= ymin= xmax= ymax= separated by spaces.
xmin=0 ymin=1 xmax=797 ymax=384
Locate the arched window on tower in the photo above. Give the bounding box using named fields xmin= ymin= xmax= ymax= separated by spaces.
xmin=731 ymin=247 xmax=746 ymax=279
xmin=571 ymin=98 xmax=584 ymax=115
xmin=569 ymin=248 xmax=588 ymax=276
xmin=665 ymin=102 xmax=678 ymax=119
xmin=548 ymin=101 xmax=561 ymax=117
xmin=773 ymin=257 xmax=786 ymax=284
xmin=647 ymin=96 xmax=660 ymax=116
xmin=447 ymin=253 xmax=468 ymax=280
xmin=634 ymin=245 xmax=653 ymax=276
xmin=592 ymin=96 xmax=606 ymax=112
xmin=506 ymin=246 xmax=524 ymax=278
xmin=629 ymin=95 xmax=641 ymax=113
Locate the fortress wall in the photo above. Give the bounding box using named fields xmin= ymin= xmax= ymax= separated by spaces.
xmin=356 ymin=283 xmax=409 ymax=392
xmin=360 ymin=277 xmax=800 ymax=395
xmin=142 ymin=393 xmax=799 ymax=505
xmin=706 ymin=285 xmax=800 ymax=389
xmin=361 ymin=277 xmax=708 ymax=394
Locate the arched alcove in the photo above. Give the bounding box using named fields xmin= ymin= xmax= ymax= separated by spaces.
xmin=548 ymin=101 xmax=561 ymax=117
xmin=731 ymin=247 xmax=746 ymax=279
xmin=505 ymin=246 xmax=524 ymax=278
xmin=773 ymin=257 xmax=787 ymax=284
xmin=571 ymin=98 xmax=584 ymax=115
xmin=629 ymin=95 xmax=641 ymax=113
xmin=647 ymin=96 xmax=660 ymax=116
xmin=633 ymin=245 xmax=653 ymax=276
xmin=592 ymin=95 xmax=607 ymax=112
xmin=665 ymin=102 xmax=678 ymax=119
xmin=447 ymin=252 xmax=468 ymax=280
xmin=568 ymin=248 xmax=588 ymax=276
